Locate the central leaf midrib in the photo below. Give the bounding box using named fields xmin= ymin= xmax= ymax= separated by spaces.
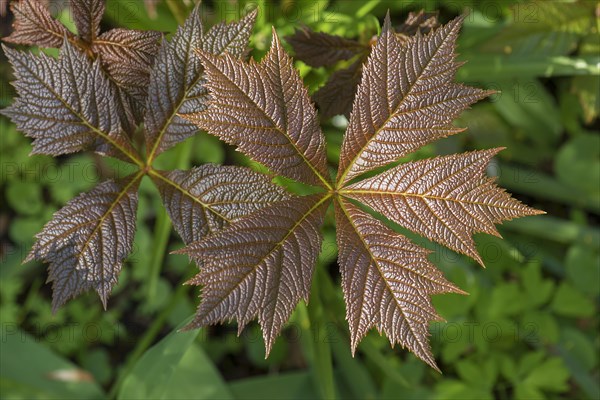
xmin=336 ymin=198 xmax=430 ymax=359
xmin=201 ymin=54 xmax=332 ymax=190
xmin=199 ymin=194 xmax=330 ymax=321
xmin=338 ymin=25 xmax=453 ymax=186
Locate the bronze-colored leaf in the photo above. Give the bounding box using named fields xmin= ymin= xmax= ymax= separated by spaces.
xmin=151 ymin=165 xmax=289 ymax=244
xmin=336 ymin=16 xmax=492 ymax=185
xmin=202 ymin=9 xmax=258 ymax=59
xmin=181 ymin=194 xmax=330 ymax=354
xmin=144 ymin=7 xmax=257 ymax=159
xmin=92 ymin=28 xmax=162 ymax=103
xmin=3 ymin=0 xmax=75 ymax=48
xmin=313 ymin=59 xmax=363 ymax=118
xmin=71 ymin=0 xmax=104 ymax=43
xmin=396 ymin=10 xmax=439 ymax=44
xmin=184 ymin=30 xmax=331 ymax=188
xmin=286 ymin=26 xmax=368 ymax=67
xmin=1 ymin=41 xmax=139 ymax=164
xmin=25 ymin=174 xmax=142 ymax=311
xmin=335 ymin=198 xmax=464 ymax=370
xmin=343 ymin=149 xmax=544 ymax=265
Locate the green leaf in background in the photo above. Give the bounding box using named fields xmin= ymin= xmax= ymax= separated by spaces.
xmin=520 ymin=262 xmax=555 ymax=309
xmin=6 ymin=181 xmax=43 ymax=216
xmin=119 ymin=322 xmax=231 ymax=400
xmin=516 ymin=357 xmax=570 ymax=399
xmin=229 ymin=371 xmax=318 ymax=400
xmin=481 ymin=1 xmax=593 ymax=56
xmin=555 ymin=134 xmax=600 ymax=200
xmin=551 ymin=282 xmax=595 ymax=318
xmin=0 ymin=329 xmax=104 ymax=399
xmin=565 ymin=244 xmax=600 ymax=296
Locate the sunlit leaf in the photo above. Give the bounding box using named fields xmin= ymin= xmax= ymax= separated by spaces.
xmin=152 ymin=165 xmax=289 ymax=244
xmin=344 ymin=149 xmax=544 ymax=264
xmin=181 ymin=195 xmax=330 ymax=353
xmin=335 ymin=199 xmax=464 ymax=370
xmin=25 ymin=174 xmax=142 ymax=311
xmin=71 ymin=0 xmax=104 ymax=43
xmin=337 ymin=15 xmax=491 ymax=185
xmin=184 ymin=31 xmax=331 ymax=188
xmin=3 ymin=0 xmax=75 ymax=48
xmin=145 ymin=7 xmax=257 ymax=159
xmin=1 ymin=41 xmax=138 ymax=163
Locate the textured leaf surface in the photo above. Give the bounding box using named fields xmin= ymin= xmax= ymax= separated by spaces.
xmin=3 ymin=0 xmax=74 ymax=47
xmin=335 ymin=199 xmax=463 ymax=370
xmin=286 ymin=27 xmax=367 ymax=67
xmin=152 ymin=165 xmax=289 ymax=244
xmin=1 ymin=41 xmax=137 ymax=163
xmin=182 ymin=195 xmax=330 ymax=353
xmin=145 ymin=8 xmax=257 ymax=158
xmin=185 ymin=31 xmax=331 ymax=188
xmin=313 ymin=60 xmax=363 ymax=118
xmin=201 ymin=9 xmax=258 ymax=59
xmin=71 ymin=0 xmax=104 ymax=43
xmin=395 ymin=10 xmax=438 ymax=44
xmin=25 ymin=174 xmax=142 ymax=311
xmin=344 ymin=149 xmax=544 ymax=264
xmin=92 ymin=28 xmax=162 ymax=103
xmin=337 ymin=16 xmax=491 ymax=185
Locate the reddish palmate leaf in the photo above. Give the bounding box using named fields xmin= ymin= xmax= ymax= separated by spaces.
xmin=184 ymin=30 xmax=331 ymax=188
xmin=343 ymin=149 xmax=544 ymax=265
xmin=312 ymin=59 xmax=363 ymax=118
xmin=336 ymin=16 xmax=492 ymax=185
xmin=1 ymin=41 xmax=138 ymax=164
xmin=25 ymin=174 xmax=142 ymax=311
xmin=145 ymin=6 xmax=257 ymax=159
xmin=335 ymin=199 xmax=464 ymax=371
xmin=181 ymin=195 xmax=330 ymax=354
xmin=151 ymin=165 xmax=289 ymax=244
xmin=3 ymin=0 xmax=75 ymax=48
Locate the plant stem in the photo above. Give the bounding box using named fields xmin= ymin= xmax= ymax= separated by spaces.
xmin=107 ymin=283 xmax=189 ymax=399
xmin=307 ymin=267 xmax=337 ymax=400
xmin=165 ymin=0 xmax=190 ymax=25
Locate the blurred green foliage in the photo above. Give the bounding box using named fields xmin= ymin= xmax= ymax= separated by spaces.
xmin=1 ymin=1 xmax=598 ymax=399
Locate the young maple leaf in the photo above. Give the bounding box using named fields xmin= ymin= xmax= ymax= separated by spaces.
xmin=181 ymin=13 xmax=543 ymax=370
xmin=1 ymin=5 xmax=279 ymax=311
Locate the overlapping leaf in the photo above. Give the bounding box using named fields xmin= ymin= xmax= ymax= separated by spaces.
xmin=3 ymin=0 xmax=161 ymax=124
xmin=25 ymin=174 xmax=142 ymax=311
xmin=1 ymin=41 xmax=137 ymax=163
xmin=145 ymin=7 xmax=257 ymax=158
xmin=336 ymin=16 xmax=491 ymax=185
xmin=343 ymin=149 xmax=544 ymax=264
xmin=286 ymin=27 xmax=367 ymax=67
xmin=184 ymin=31 xmax=331 ymax=188
xmin=71 ymin=0 xmax=104 ymax=43
xmin=3 ymin=0 xmax=74 ymax=48
xmin=152 ymin=165 xmax=289 ymax=244
xmin=288 ymin=10 xmax=438 ymax=118
xmin=181 ymin=195 xmax=330 ymax=354
xmin=335 ymin=199 xmax=464 ymax=370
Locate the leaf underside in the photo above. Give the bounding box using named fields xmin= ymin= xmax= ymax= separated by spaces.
xmin=152 ymin=164 xmax=289 ymax=245
xmin=144 ymin=6 xmax=257 ymax=158
xmin=336 ymin=15 xmax=491 ymax=185
xmin=26 ymin=175 xmax=141 ymax=311
xmin=1 ymin=41 xmax=136 ymax=162
xmin=335 ymin=199 xmax=464 ymax=371
xmin=182 ymin=195 xmax=329 ymax=355
xmin=183 ymin=30 xmax=331 ymax=188
xmin=344 ymin=149 xmax=544 ymax=265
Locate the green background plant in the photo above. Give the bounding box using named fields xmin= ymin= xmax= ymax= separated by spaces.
xmin=0 ymin=1 xmax=598 ymax=399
